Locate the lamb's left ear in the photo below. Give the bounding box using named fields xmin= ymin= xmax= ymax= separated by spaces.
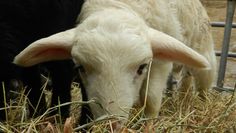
xmin=148 ymin=28 xmax=210 ymax=69
xmin=13 ymin=28 xmax=76 ymax=67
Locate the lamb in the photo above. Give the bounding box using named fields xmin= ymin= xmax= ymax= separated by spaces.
xmin=0 ymin=0 xmax=84 ymax=120
xmin=14 ymin=0 xmax=216 ymax=128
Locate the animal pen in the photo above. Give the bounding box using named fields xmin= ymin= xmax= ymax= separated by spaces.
xmin=211 ymin=0 xmax=236 ymax=92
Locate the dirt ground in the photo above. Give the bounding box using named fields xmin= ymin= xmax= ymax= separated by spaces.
xmin=201 ymin=0 xmax=236 ymax=88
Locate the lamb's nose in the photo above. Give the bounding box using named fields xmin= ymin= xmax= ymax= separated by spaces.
xmin=111 ymin=121 xmax=123 ymax=133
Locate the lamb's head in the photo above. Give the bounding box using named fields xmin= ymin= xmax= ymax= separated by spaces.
xmin=71 ymin=25 xmax=153 ymax=120
xmin=13 ymin=23 xmax=210 ymax=125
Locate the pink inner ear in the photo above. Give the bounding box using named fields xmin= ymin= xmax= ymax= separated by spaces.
xmin=154 ymin=50 xmax=190 ymax=63
xmin=152 ymin=45 xmax=182 ymax=62
xmin=153 ymin=46 xmax=209 ymax=68
xmin=154 ymin=51 xmax=174 ymax=61
xmin=14 ymin=47 xmax=72 ymax=67
xmin=34 ymin=48 xmax=72 ymax=60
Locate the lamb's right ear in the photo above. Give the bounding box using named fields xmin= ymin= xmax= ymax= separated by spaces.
xmin=13 ymin=28 xmax=76 ymax=67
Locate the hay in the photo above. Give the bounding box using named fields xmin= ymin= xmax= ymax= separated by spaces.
xmin=1 ymin=81 xmax=236 ymax=132
xmin=77 ymin=87 xmax=236 ymax=133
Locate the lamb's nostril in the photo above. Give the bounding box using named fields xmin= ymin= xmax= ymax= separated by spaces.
xmin=111 ymin=121 xmax=122 ymax=132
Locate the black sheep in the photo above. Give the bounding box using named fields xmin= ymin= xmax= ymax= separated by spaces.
xmin=0 ymin=0 xmax=84 ymax=121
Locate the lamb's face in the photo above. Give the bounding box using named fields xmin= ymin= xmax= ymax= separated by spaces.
xmin=71 ymin=29 xmax=152 ymax=120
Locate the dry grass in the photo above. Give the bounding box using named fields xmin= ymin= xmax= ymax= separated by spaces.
xmin=75 ymin=87 xmax=236 ymax=133
xmin=157 ymin=87 xmax=236 ymax=133
xmin=1 ymin=82 xmax=236 ymax=133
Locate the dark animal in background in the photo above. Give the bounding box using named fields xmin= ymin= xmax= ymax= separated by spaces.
xmin=0 ymin=0 xmax=84 ymax=121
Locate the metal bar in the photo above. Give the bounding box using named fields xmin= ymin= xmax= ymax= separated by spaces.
xmin=215 ymin=51 xmax=236 ymax=57
xmin=213 ymin=86 xmax=235 ymax=93
xmin=211 ymin=22 xmax=236 ymax=28
xmin=216 ymin=0 xmax=236 ymax=88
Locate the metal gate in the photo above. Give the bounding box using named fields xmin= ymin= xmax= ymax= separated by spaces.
xmin=211 ymin=0 xmax=236 ymax=92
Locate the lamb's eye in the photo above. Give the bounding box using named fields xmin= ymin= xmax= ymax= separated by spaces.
xmin=137 ymin=64 xmax=148 ymax=75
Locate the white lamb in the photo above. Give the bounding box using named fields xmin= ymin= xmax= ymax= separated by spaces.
xmin=14 ymin=0 xmax=216 ymax=127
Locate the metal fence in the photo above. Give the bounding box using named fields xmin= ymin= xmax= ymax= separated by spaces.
xmin=211 ymin=0 xmax=236 ymax=92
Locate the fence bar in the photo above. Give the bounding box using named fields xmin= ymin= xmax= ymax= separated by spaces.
xmin=211 ymin=22 xmax=236 ymax=28
xmin=214 ymin=86 xmax=235 ymax=93
xmin=216 ymin=0 xmax=236 ymax=88
xmin=215 ymin=51 xmax=236 ymax=58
